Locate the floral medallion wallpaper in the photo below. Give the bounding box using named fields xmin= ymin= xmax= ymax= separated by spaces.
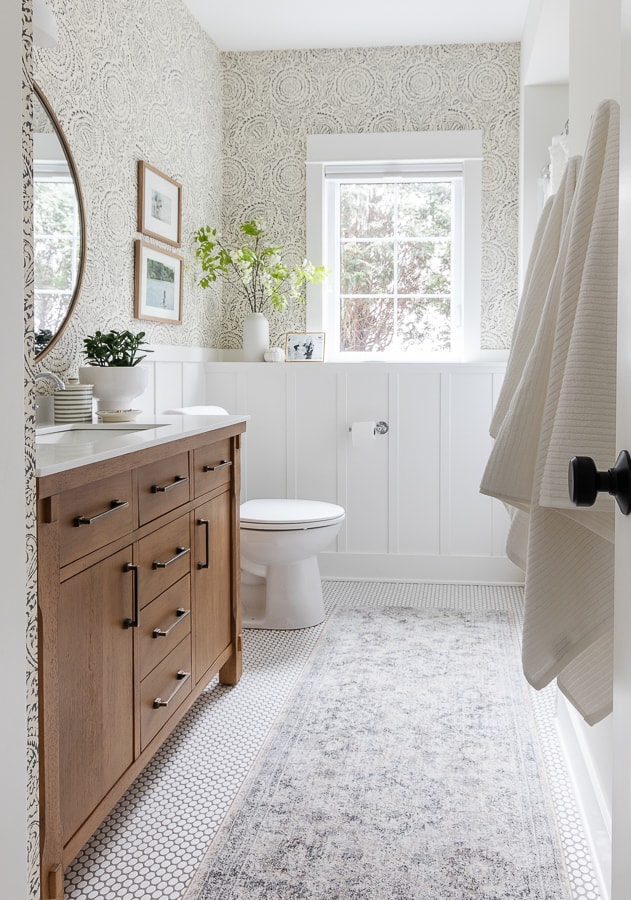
xmin=33 ymin=7 xmax=519 ymax=368
xmin=33 ymin=0 xmax=223 ymax=378
xmin=221 ymin=43 xmax=520 ymax=351
xmin=22 ymin=0 xmax=40 ymax=893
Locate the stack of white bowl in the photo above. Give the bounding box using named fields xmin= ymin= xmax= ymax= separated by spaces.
xmin=54 ymin=379 xmax=93 ymax=424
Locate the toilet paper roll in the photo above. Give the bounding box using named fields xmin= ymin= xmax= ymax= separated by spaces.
xmin=350 ymin=421 xmax=376 ymax=449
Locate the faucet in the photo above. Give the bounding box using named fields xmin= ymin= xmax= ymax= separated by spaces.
xmin=34 ymin=371 xmax=65 ymax=392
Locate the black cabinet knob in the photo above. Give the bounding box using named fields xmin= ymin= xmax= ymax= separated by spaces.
xmin=568 ymin=450 xmax=631 ymax=515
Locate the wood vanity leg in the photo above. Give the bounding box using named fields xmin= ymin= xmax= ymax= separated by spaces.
xmin=219 ymin=629 xmax=243 ymax=685
xmin=219 ymin=435 xmax=242 ymax=686
xmin=46 ymin=865 xmax=64 ymax=899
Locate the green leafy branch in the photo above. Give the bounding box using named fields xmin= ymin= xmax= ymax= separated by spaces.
xmin=194 ymin=219 xmax=328 ymax=314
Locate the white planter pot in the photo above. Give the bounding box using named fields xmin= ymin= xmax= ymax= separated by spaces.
xmin=242 ymin=312 xmax=269 ymax=362
xmin=79 ymin=365 xmax=149 ymax=412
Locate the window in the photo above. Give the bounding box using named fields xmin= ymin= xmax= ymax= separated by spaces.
xmin=306 ymin=132 xmax=482 ymax=361
xmin=33 ymin=160 xmax=82 ymax=353
xmin=330 ymin=169 xmax=461 ymax=357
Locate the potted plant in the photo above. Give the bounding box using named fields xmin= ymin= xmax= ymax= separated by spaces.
xmin=78 ymin=329 xmax=153 ymax=414
xmin=194 ymin=219 xmax=328 ymax=361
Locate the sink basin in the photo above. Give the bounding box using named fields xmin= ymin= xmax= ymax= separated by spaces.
xmin=36 ymin=422 xmax=168 ymax=446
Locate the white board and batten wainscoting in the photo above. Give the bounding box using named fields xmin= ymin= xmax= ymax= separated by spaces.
xmin=139 ymin=349 xmax=522 ymax=586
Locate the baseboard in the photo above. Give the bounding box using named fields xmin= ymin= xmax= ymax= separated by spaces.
xmin=555 ymin=693 xmax=612 ymax=899
xmin=318 ymin=552 xmax=524 ymax=584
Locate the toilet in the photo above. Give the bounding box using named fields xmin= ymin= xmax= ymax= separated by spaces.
xmin=240 ymin=498 xmax=345 ymax=629
xmin=165 ymin=407 xmax=345 ymax=630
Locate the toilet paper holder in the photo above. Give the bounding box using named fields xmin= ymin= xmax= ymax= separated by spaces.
xmin=348 ymin=420 xmax=389 ymax=436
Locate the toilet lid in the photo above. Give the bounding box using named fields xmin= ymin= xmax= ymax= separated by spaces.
xmin=240 ymin=498 xmax=345 ymax=530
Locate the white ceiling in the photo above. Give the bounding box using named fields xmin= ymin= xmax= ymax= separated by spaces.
xmin=182 ymin=0 xmax=531 ymax=52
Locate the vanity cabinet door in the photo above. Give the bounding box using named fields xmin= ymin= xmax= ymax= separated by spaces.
xmin=193 ymin=490 xmax=232 ymax=682
xmin=58 ymin=546 xmax=135 ymax=846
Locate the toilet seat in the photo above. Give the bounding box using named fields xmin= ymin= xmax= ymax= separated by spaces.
xmin=240 ymin=499 xmax=345 ymax=531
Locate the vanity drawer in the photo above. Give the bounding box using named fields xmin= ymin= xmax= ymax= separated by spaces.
xmin=140 ymin=634 xmax=192 ymax=750
xmin=192 ymin=439 xmax=233 ymax=498
xmin=137 ymin=452 xmax=191 ymax=525
xmin=58 ymin=472 xmax=135 ymax=567
xmin=137 ymin=515 xmax=192 ymax=608
xmin=138 ymin=576 xmax=191 ymax=680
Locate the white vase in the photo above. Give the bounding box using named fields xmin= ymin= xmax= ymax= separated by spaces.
xmin=242 ymin=312 xmax=269 ymax=362
xmin=79 ymin=365 xmax=149 ymax=412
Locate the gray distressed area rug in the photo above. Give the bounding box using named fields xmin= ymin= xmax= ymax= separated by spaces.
xmin=185 ymin=606 xmax=571 ymax=899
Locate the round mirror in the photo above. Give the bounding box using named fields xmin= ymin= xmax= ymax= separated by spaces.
xmin=33 ymin=82 xmax=86 ymax=360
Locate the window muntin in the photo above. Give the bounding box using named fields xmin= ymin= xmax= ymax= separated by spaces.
xmin=327 ymin=172 xmax=462 ymax=359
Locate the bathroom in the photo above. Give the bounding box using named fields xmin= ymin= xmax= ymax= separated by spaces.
xmin=4 ymin=0 xmax=631 ymax=897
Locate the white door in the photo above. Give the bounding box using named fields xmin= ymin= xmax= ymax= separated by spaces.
xmin=612 ymin=2 xmax=631 ymax=895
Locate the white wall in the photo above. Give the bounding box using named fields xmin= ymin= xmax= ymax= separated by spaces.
xmin=569 ymin=0 xmax=621 ymax=155
xmin=520 ymin=0 xmax=570 ymax=277
xmin=136 ymin=353 xmax=521 ymax=584
xmin=1 ymin=2 xmax=30 ymax=897
xmin=519 ymin=83 xmax=568 ymax=279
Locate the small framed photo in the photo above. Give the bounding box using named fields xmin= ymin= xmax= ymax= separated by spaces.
xmin=137 ymin=160 xmax=182 ymax=248
xmin=285 ymin=332 xmax=325 ymax=362
xmin=134 ymin=240 xmax=183 ymax=324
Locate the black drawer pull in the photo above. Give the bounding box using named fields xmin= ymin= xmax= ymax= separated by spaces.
xmin=152 ymin=546 xmax=191 ymax=569
xmin=123 ymin=563 xmax=139 ymax=629
xmin=197 ymin=518 xmax=210 ymax=569
xmin=151 ymin=475 xmax=189 ymax=493
xmin=202 ymin=459 xmax=232 ymax=472
xmin=153 ymin=670 xmax=191 ymax=708
xmin=74 ymin=499 xmax=129 ymax=527
xmin=153 ymin=607 xmax=190 ymax=638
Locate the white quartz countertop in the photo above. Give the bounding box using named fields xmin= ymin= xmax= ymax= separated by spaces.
xmin=35 ymin=414 xmax=249 ymax=477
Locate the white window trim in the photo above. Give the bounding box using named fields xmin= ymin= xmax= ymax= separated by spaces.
xmin=306 ymin=131 xmax=483 ymax=362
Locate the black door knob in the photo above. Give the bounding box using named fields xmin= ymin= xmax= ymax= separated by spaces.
xmin=568 ymin=450 xmax=631 ymax=515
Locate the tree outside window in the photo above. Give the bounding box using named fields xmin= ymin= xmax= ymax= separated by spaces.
xmin=338 ymin=180 xmax=454 ymax=355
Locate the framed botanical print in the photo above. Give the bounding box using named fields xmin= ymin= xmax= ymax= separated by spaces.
xmin=137 ymin=160 xmax=182 ymax=248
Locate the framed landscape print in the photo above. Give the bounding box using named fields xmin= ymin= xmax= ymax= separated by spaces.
xmin=285 ymin=332 xmax=326 ymax=362
xmin=134 ymin=240 xmax=183 ymax=324
xmin=137 ymin=160 xmax=182 ymax=247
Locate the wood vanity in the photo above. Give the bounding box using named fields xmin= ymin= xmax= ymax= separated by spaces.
xmin=36 ymin=418 xmax=246 ymax=899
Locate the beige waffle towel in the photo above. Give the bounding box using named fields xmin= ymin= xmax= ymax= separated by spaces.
xmin=481 ymin=100 xmax=619 ymax=725
xmin=480 ymin=156 xmax=580 ymax=509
